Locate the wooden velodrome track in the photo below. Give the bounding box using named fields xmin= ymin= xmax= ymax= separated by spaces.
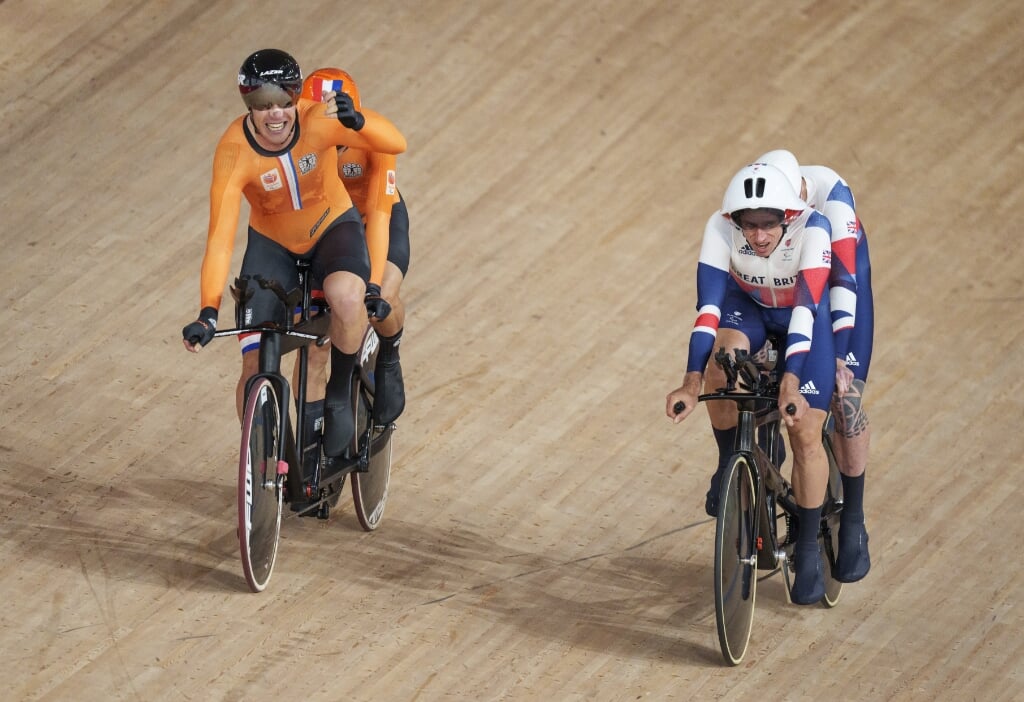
xmin=2 ymin=0 xmax=1022 ymax=699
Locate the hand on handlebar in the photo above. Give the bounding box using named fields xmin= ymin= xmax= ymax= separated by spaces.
xmin=666 ymin=372 xmax=703 ymax=423
xmin=364 ymin=283 xmax=392 ymax=320
xmin=778 ymin=372 xmax=808 ymax=427
xmin=181 ymin=307 xmax=218 ymax=352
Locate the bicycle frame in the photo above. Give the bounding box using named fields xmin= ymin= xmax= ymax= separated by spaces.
xmin=214 ymin=263 xmax=335 ymax=503
xmin=701 ymin=343 xmax=845 ymax=663
xmin=208 ymin=262 xmax=395 ymax=591
xmin=702 ymin=391 xmax=791 ymax=571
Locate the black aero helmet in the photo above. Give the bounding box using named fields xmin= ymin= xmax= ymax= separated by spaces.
xmin=238 ymin=49 xmax=303 ymax=108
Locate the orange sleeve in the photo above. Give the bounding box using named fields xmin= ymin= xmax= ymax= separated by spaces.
xmin=199 ymin=137 xmax=246 ymax=311
xmin=355 ymin=108 xmax=407 ymax=155
xmin=364 ymin=152 xmax=397 ymax=286
xmin=308 ymin=102 xmax=406 ymax=155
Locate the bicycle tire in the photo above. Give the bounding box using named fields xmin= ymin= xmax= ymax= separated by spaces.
xmin=351 ymin=384 xmax=392 ymax=531
xmin=820 ymin=429 xmax=845 ymax=607
xmin=237 ymin=378 xmax=284 ymax=593
xmin=714 ymin=454 xmax=758 ymax=666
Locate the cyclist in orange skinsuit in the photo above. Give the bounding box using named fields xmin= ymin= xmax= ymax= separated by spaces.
xmin=285 ymin=68 xmax=410 ymax=458
xmin=181 ymin=49 xmax=406 ymax=459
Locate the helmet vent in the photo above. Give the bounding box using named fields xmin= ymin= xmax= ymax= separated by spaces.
xmin=743 ymin=177 xmax=767 ymax=199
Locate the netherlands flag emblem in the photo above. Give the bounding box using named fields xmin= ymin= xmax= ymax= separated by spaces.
xmin=310 ymin=78 xmax=344 ymax=102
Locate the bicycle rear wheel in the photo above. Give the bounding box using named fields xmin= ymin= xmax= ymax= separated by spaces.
xmin=237 ymin=378 xmax=285 ymax=593
xmin=714 ymin=454 xmax=758 ymax=666
xmin=350 ymin=384 xmax=392 ymax=531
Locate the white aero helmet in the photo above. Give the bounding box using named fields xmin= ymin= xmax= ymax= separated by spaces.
xmin=755 ymin=149 xmax=803 ymax=197
xmin=721 ymin=162 xmax=805 ymax=225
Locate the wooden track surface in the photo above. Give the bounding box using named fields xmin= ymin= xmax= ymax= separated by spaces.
xmin=2 ymin=1 xmax=1022 ymax=699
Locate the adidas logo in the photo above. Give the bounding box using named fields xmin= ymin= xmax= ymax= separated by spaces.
xmin=799 ymin=380 xmax=820 ymax=395
xmin=845 ymin=352 xmax=859 ymax=366
xmin=739 ymin=243 xmax=757 ymax=256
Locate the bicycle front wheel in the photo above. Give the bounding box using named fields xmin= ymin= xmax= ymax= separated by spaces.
xmin=714 ymin=454 xmax=758 ymax=666
xmin=351 ymin=384 xmax=392 ymax=531
xmin=237 ymin=378 xmax=284 ymax=593
xmin=820 ymin=428 xmax=845 ymax=607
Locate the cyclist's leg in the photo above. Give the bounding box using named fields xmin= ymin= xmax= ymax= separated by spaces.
xmin=312 ymin=212 xmax=371 ymax=457
xmin=291 ymin=338 xmax=329 ymax=478
xmin=703 ymin=286 xmax=767 ymax=516
xmin=237 ymin=350 xmax=259 ymax=421
xmin=371 ymin=196 xmax=410 ymax=424
xmin=235 ymin=229 xmax=299 ymax=419
xmin=780 ymin=301 xmax=835 ymax=604
xmin=832 ymin=243 xmax=873 ymax=581
xmin=287 ymin=276 xmax=330 ymax=446
xmin=833 ymin=239 xmax=873 ymax=480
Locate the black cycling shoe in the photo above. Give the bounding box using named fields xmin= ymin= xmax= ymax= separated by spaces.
xmin=790 ymin=544 xmax=826 ymax=605
xmin=835 ymin=522 xmax=871 ymax=582
xmin=322 ymin=400 xmax=354 ymax=458
xmin=704 ymin=464 xmax=726 ymax=517
xmin=705 ymin=490 xmax=719 ymax=518
xmin=373 ymin=357 xmax=405 ymax=425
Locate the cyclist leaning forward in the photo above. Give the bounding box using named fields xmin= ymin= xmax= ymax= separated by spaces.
xmin=755 ymin=149 xmax=873 ymax=584
xmin=181 ymin=48 xmax=406 ymax=460
xmin=282 ymin=67 xmax=412 ymax=465
xmin=666 ymin=162 xmax=835 ymax=605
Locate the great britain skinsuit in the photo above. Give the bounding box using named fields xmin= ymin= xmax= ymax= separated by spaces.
xmin=687 ymin=207 xmax=837 ymax=408
xmin=800 ymin=165 xmax=873 ymax=382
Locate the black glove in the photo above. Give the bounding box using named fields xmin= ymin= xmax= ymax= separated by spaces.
xmin=364 ymin=283 xmax=391 ymax=320
xmin=334 ymin=91 xmax=365 ymax=130
xmin=182 ymin=306 xmax=218 ymax=347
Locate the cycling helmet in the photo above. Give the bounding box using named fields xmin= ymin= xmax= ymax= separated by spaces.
xmin=301 ymin=67 xmax=361 ymax=110
xmin=237 ymin=49 xmax=302 ymax=108
xmin=721 ymin=162 xmax=805 ymax=224
xmin=755 ymin=149 xmax=803 ymax=198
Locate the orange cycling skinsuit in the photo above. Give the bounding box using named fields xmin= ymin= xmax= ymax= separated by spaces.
xmin=300 ymin=67 xmax=411 ymax=429
xmin=302 ymin=69 xmax=404 ymax=289
xmin=199 ymin=80 xmax=405 ymax=313
xmin=182 ymin=49 xmax=406 ymax=462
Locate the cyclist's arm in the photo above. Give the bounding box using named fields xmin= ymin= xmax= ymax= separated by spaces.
xmin=781 ymin=212 xmax=832 ymax=381
xmin=363 ymin=152 xmax=398 ymax=286
xmin=199 ymin=140 xmax=246 ymax=311
xmin=686 ymin=213 xmax=732 ymax=374
xmin=309 ymin=101 xmax=407 ymax=155
xmin=820 ymin=175 xmax=859 ymax=360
